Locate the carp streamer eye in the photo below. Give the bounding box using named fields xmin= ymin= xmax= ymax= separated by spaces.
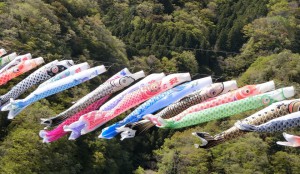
xmin=210 ymin=89 xmax=216 ymax=96
xmin=13 ymin=68 xmax=20 ymax=73
xmin=51 ymin=66 xmax=59 ymax=74
xmin=262 ymin=97 xmax=270 ymax=105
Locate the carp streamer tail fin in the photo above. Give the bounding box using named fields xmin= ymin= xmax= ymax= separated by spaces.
xmin=277 ymin=132 xmax=300 ymax=147
xmin=192 ymin=132 xmax=220 ymax=149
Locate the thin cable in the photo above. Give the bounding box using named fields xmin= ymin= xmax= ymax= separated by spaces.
xmin=53 ymin=34 xmax=240 ymax=55
xmin=105 ymin=63 xmax=117 ymax=71
xmin=123 ymin=41 xmax=239 ymax=55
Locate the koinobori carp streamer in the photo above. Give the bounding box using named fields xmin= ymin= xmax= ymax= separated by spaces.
xmin=193 ymin=99 xmax=300 ymax=148
xmin=2 ymin=66 xmax=107 ymax=119
xmin=100 ymin=76 xmax=213 ymax=140
xmin=41 ymin=70 xmax=147 ymax=127
xmin=65 ymin=73 xmax=191 ymax=140
xmin=237 ymin=103 xmax=300 ymax=133
xmin=0 ymin=57 xmax=44 ymax=86
xmin=0 ymin=60 xmax=74 ymax=107
xmin=151 ymin=87 xmax=295 ymax=129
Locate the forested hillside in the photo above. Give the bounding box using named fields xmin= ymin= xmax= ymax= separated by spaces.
xmin=0 ymin=0 xmax=299 ymax=173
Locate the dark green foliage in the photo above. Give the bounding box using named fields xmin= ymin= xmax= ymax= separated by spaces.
xmin=0 ymin=104 xmax=82 ymax=174
xmin=99 ymin=0 xmax=213 ymax=69
xmin=223 ymin=0 xmax=300 ymax=77
xmin=214 ymin=0 xmax=269 ymax=52
xmin=0 ymin=0 xmax=128 ymax=67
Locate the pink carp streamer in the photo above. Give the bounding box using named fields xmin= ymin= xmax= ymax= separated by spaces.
xmin=39 ymin=96 xmax=110 ymax=143
xmin=66 ymin=73 xmax=191 ymax=139
xmin=0 ymin=58 xmax=44 ymax=86
xmin=167 ymin=81 xmax=275 ymax=122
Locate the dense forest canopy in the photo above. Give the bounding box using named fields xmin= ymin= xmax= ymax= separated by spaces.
xmin=0 ymin=0 xmax=299 ymax=173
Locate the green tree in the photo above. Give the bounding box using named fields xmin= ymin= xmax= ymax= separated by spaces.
xmin=170 ymin=51 xmax=199 ymax=75
xmin=271 ymin=151 xmax=300 ymax=174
